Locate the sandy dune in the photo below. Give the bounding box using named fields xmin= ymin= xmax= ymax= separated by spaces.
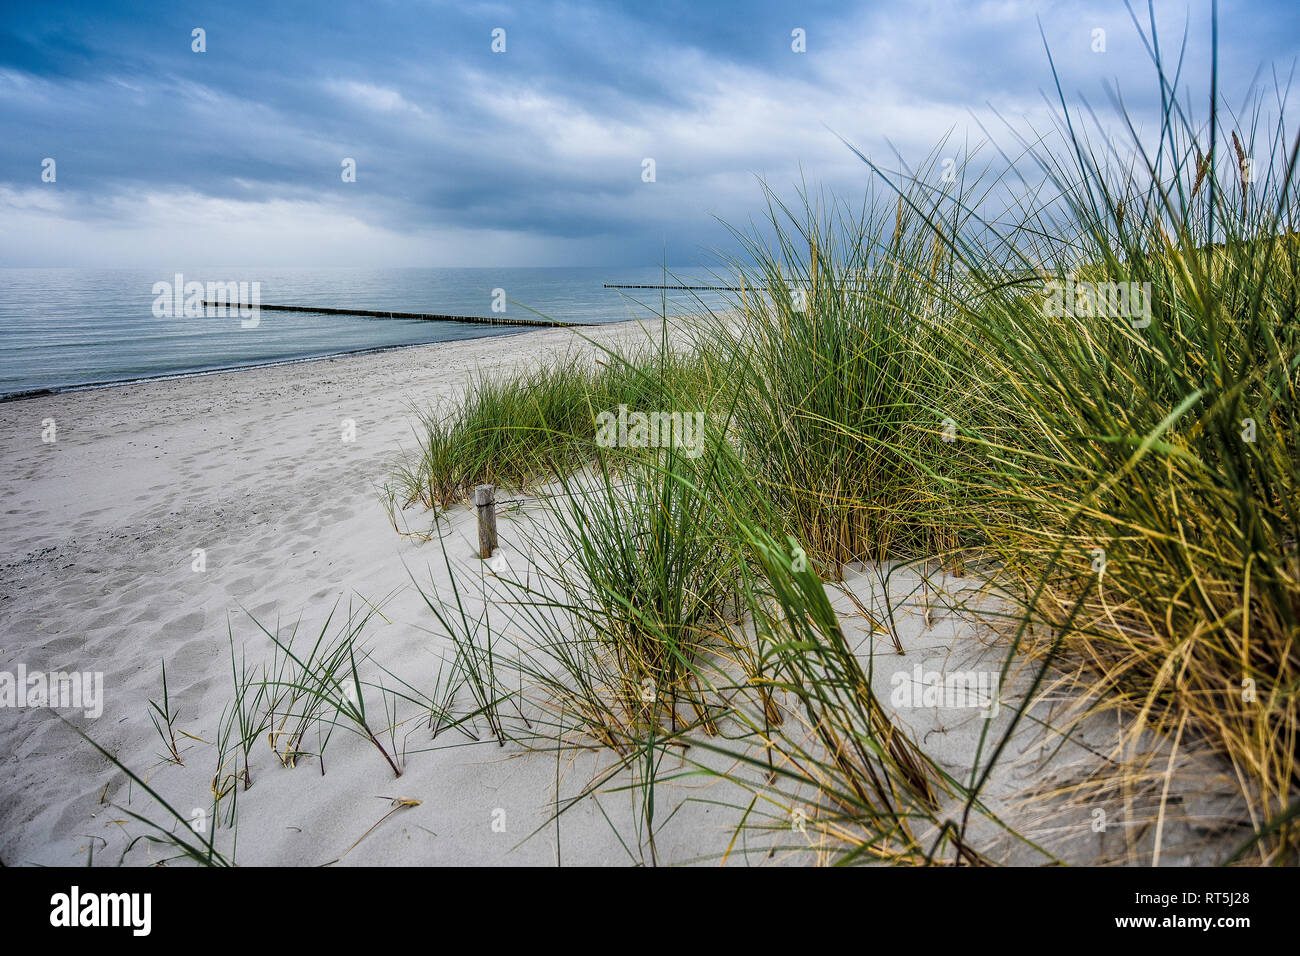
xmin=0 ymin=321 xmax=1247 ymax=866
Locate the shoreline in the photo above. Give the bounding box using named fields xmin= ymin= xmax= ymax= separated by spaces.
xmin=0 ymin=318 xmax=645 ymax=404
xmin=0 ymin=317 xmax=671 ymax=866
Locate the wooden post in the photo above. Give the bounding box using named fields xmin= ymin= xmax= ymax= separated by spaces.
xmin=473 ymin=484 xmax=497 ymax=559
xmin=741 ymin=273 xmax=748 ymax=317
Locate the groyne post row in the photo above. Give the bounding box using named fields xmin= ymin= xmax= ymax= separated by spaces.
xmin=602 ymin=283 xmax=752 ymax=291
xmin=201 ymin=302 xmax=590 ymax=328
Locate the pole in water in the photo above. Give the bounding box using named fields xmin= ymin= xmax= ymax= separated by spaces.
xmin=473 ymin=484 xmax=498 ymax=559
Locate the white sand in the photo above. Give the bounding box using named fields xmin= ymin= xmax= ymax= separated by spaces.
xmin=0 ymin=322 xmax=1248 ymax=866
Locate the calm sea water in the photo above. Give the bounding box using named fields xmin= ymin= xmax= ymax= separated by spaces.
xmin=0 ymin=267 xmax=734 ymax=398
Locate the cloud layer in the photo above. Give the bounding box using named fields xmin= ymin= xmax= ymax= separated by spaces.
xmin=1 ymin=0 xmax=1295 ymax=267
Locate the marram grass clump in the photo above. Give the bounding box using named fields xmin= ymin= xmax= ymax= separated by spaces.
xmin=385 ymin=11 xmax=1299 ymax=864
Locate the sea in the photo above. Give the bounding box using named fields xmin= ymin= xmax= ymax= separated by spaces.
xmin=0 ymin=266 xmax=736 ymax=399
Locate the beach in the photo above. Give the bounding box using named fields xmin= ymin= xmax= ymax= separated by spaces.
xmin=0 ymin=318 xmax=1249 ymax=867
xmin=1 ymin=321 xmax=673 ymax=865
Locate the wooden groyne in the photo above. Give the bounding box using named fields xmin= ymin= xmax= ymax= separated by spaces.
xmin=603 ymin=283 xmax=746 ymax=291
xmin=201 ymin=302 xmax=589 ymax=328
xmin=601 ymin=280 xmax=870 ymax=291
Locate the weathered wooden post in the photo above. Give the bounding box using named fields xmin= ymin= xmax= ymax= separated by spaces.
xmin=473 ymin=484 xmax=497 ymax=558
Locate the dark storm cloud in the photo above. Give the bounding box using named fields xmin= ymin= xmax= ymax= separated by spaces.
xmin=0 ymin=0 xmax=1295 ymax=266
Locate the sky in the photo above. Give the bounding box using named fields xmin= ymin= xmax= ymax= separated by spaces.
xmin=0 ymin=0 xmax=1296 ymax=269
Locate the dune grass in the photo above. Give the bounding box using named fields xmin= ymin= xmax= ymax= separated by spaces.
xmin=928 ymin=99 xmax=1300 ymax=863
xmin=394 ymin=340 xmax=713 ymax=509
xmin=252 ymin=602 xmax=408 ymax=778
xmin=699 ymin=172 xmax=980 ymax=574
xmin=385 ymin=9 xmax=1299 ymax=865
